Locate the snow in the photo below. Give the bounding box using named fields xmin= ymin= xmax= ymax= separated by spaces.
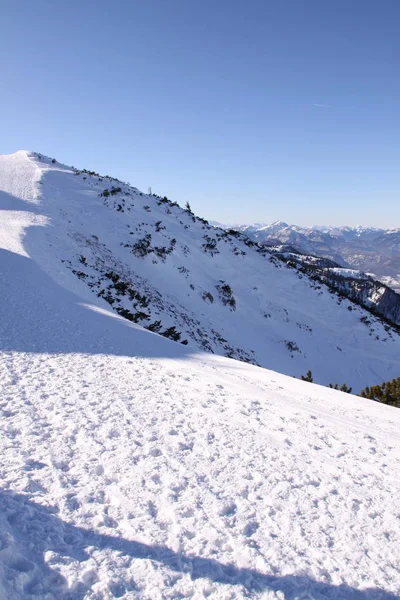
xmin=0 ymin=150 xmax=42 ymax=205
xmin=379 ymin=275 xmax=400 ymax=294
xmin=0 ymin=151 xmax=400 ymax=598
xmin=327 ymin=268 xmax=371 ymax=280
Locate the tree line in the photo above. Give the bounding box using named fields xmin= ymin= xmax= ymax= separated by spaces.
xmin=299 ymin=371 xmax=400 ymax=408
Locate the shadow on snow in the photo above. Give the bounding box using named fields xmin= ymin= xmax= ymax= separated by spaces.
xmin=0 ymin=187 xmax=196 ymax=359
xmin=0 ymin=489 xmax=397 ymax=600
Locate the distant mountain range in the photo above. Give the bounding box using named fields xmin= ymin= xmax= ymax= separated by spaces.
xmin=214 ymin=222 xmax=400 ymax=293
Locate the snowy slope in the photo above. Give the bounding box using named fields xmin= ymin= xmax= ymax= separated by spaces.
xmin=1 ymin=151 xmax=399 ymax=391
xmin=0 ymin=151 xmax=400 ymax=598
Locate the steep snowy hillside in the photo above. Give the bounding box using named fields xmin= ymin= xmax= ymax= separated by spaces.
xmin=230 ymin=222 xmax=400 ymax=293
xmin=265 ymin=248 xmax=400 ymax=327
xmin=0 ymin=151 xmax=400 ymax=599
xmin=0 ymin=151 xmax=399 ymax=391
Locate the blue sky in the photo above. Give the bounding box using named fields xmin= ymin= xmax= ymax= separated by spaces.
xmin=2 ymin=0 xmax=399 ymax=226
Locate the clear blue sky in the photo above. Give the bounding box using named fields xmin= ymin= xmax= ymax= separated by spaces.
xmin=2 ymin=0 xmax=399 ymax=227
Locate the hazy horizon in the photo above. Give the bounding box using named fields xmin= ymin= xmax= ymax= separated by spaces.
xmin=210 ymin=219 xmax=398 ymax=231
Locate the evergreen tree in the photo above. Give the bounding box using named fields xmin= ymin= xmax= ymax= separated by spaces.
xmin=300 ymin=370 xmax=313 ymax=383
xmin=328 ymin=383 xmax=352 ymax=393
xmin=340 ymin=383 xmax=352 ymax=394
xmin=360 ymin=377 xmax=400 ymax=407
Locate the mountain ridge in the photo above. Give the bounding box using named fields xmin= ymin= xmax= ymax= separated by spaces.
xmin=0 ymin=150 xmax=398 ymax=390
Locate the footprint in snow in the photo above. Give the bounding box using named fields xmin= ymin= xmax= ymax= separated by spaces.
xmin=24 ymin=460 xmax=47 ymax=471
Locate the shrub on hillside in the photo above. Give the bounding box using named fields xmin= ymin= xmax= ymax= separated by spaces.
xmin=301 ymin=370 xmax=313 ymax=382
xmin=216 ymin=282 xmax=236 ymax=310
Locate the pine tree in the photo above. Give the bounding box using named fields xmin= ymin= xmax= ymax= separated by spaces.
xmin=360 ymin=377 xmax=400 ymax=407
xmin=328 ymin=383 xmax=352 ymax=393
xmin=340 ymin=383 xmax=352 ymax=393
xmin=300 ymin=370 xmax=313 ymax=383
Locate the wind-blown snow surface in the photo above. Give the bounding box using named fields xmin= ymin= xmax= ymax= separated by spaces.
xmin=0 ymin=151 xmax=400 ymax=599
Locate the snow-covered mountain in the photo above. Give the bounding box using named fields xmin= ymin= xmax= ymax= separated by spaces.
xmin=0 ymin=150 xmax=400 ymax=599
xmin=0 ymin=151 xmax=398 ymax=392
xmin=228 ymin=221 xmax=400 ymax=293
